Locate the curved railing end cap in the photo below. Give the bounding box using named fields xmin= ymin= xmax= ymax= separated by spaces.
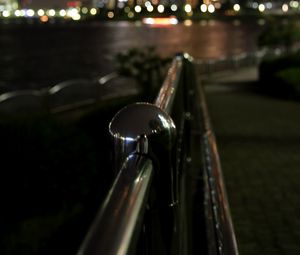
xmin=109 ymin=102 xmax=176 ymax=142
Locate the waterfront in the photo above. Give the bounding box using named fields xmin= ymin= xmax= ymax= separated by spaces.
xmin=1 ymin=16 xmax=300 ymax=255
xmin=0 ymin=19 xmax=263 ymax=93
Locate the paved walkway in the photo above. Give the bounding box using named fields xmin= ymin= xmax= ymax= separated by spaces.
xmin=201 ymin=66 xmax=300 ymax=255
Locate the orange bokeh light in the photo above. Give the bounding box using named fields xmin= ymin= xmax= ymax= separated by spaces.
xmin=40 ymin=15 xmax=49 ymax=23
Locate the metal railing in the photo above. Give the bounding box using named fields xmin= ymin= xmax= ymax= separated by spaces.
xmin=0 ymin=47 xmax=293 ymax=117
xmin=77 ymin=53 xmax=239 ymax=255
xmin=198 ymin=79 xmax=239 ymax=255
xmin=0 ymin=73 xmax=140 ymax=116
xmin=77 ymin=154 xmax=154 ymax=255
xmin=194 ymin=48 xmax=290 ymax=75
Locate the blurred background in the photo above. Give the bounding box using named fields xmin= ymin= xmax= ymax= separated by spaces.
xmin=1 ymin=0 xmax=300 ymax=255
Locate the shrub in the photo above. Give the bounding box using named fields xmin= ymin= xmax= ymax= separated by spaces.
xmin=114 ymin=47 xmax=171 ymax=101
xmin=276 ymin=67 xmax=300 ymax=97
xmin=258 ymin=21 xmax=300 ymax=51
xmin=259 ymin=51 xmax=300 ymax=98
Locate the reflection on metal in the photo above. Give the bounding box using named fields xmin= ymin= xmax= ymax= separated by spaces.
xmin=78 ymin=53 xmax=239 ymax=255
xmin=0 ymin=72 xmax=139 ymax=116
xmin=203 ymin=133 xmax=239 ymax=255
xmin=77 ymin=154 xmax=153 ymax=255
xmin=48 ymin=79 xmax=92 ymax=95
xmin=109 ymin=102 xmax=176 ymax=172
xmin=0 ymin=89 xmax=46 ymax=115
xmin=136 ymin=134 xmax=148 ymax=154
xmin=98 ymin=72 xmax=118 ymax=84
xmin=154 ymin=56 xmax=182 ymax=114
xmin=198 ymin=79 xmax=239 ymax=255
xmin=0 ymin=90 xmax=42 ymax=101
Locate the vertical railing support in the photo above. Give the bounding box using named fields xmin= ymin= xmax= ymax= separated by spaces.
xmin=109 ymin=102 xmax=177 ymax=254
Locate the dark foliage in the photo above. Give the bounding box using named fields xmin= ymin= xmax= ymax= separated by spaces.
xmin=257 ymin=20 xmax=300 ymax=50
xmin=114 ymin=47 xmax=171 ymax=101
xmin=259 ymin=51 xmax=300 ymax=99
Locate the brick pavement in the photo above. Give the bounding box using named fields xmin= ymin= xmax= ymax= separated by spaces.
xmin=201 ymin=66 xmax=300 ymax=255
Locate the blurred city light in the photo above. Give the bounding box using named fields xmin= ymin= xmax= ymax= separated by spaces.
xmin=200 ymin=4 xmax=207 ymax=13
xmin=290 ymin=1 xmax=299 ymax=8
xmin=90 ymin=8 xmax=97 ymax=15
xmin=233 ymin=4 xmax=240 ymax=12
xmin=258 ymin=4 xmax=265 ymax=12
xmin=143 ymin=17 xmax=178 ymax=26
xmin=145 ymin=1 xmax=151 ymax=7
xmin=68 ymin=9 xmax=76 ymax=16
xmin=266 ymin=2 xmax=272 ymax=9
xmin=257 ymin=18 xmax=265 ymax=25
xmin=37 ymin=9 xmax=45 ymax=16
xmin=252 ymin=2 xmax=259 ymax=9
xmin=134 ymin=5 xmax=142 ymax=13
xmin=72 ymin=13 xmax=81 ymax=20
xmin=147 ymin=5 xmax=154 ymax=12
xmin=2 ymin=10 xmax=10 ymax=17
xmin=184 ymin=4 xmax=192 ymax=13
xmin=40 ymin=15 xmax=49 ymax=22
xmin=26 ymin=9 xmax=35 ymax=17
xmin=0 ymin=0 xmax=297 ymax=22
xmin=128 ymin=12 xmax=134 ymax=18
xmin=157 ymin=5 xmax=165 ymax=13
xmin=282 ymin=3 xmax=289 ymax=12
xmin=184 ymin=19 xmax=193 ymax=26
xmin=59 ymin=9 xmax=67 ymax=17
xmin=171 ymin=4 xmax=178 ymax=12
xmin=82 ymin=7 xmax=88 ymax=14
xmin=20 ymin=9 xmax=26 ymax=16
xmin=14 ymin=10 xmax=21 ymax=17
xmin=107 ymin=11 xmax=114 ymax=18
xmin=48 ymin=9 xmax=56 ymax=17
xmin=117 ymin=2 xmax=125 ymax=8
xmin=208 ymin=4 xmax=215 ymax=13
xmin=214 ymin=2 xmax=222 ymax=9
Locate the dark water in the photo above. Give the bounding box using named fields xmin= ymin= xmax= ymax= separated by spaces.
xmin=0 ymin=20 xmax=263 ymax=92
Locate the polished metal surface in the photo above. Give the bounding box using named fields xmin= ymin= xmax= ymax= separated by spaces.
xmin=203 ymin=132 xmax=239 ymax=255
xmin=78 ymin=53 xmax=239 ymax=255
xmin=77 ymin=154 xmax=153 ymax=255
xmin=109 ymin=102 xmax=176 ymax=172
xmin=98 ymin=72 xmax=118 ymax=84
xmin=198 ymin=77 xmax=239 ymax=255
xmin=154 ymin=56 xmax=182 ymax=114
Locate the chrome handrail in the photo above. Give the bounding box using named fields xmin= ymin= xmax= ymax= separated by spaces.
xmin=198 ymin=77 xmax=239 ymax=255
xmin=77 ymin=56 xmax=181 ymax=255
xmin=204 ymin=132 xmax=239 ymax=255
xmin=77 ymin=53 xmax=239 ymax=255
xmin=154 ymin=55 xmax=182 ymax=114
xmin=77 ymin=154 xmax=153 ymax=255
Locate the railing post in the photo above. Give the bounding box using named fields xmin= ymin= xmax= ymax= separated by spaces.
xmin=109 ymin=102 xmax=177 ymax=254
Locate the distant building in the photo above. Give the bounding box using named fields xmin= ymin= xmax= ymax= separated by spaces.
xmin=93 ymin=0 xmax=115 ymax=9
xmin=19 ymin=0 xmax=69 ymax=9
xmin=186 ymin=0 xmax=199 ymax=8
xmin=92 ymin=0 xmax=108 ymax=8
xmin=0 ymin=0 xmax=18 ymax=11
